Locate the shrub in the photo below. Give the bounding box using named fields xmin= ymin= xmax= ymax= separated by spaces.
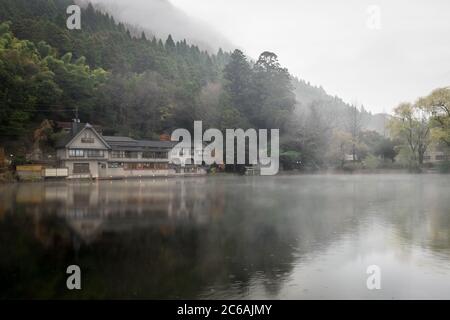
xmin=363 ymin=154 xmax=382 ymax=170
xmin=437 ymin=161 xmax=450 ymax=173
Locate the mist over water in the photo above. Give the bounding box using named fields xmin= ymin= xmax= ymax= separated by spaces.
xmin=1 ymin=175 xmax=450 ymax=299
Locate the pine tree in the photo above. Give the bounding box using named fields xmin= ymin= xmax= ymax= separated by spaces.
xmin=165 ymin=34 xmax=175 ymax=51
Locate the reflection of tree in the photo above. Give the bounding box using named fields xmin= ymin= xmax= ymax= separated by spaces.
xmin=376 ymin=176 xmax=450 ymax=252
xmin=0 ymin=178 xmax=361 ymax=298
xmin=0 ymin=210 xmax=74 ymax=299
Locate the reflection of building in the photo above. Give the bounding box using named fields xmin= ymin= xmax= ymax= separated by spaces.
xmin=1 ymin=178 xmax=226 ymax=245
xmin=0 ymin=147 xmax=6 ymax=168
xmin=56 ymin=121 xmax=206 ymax=179
xmin=44 ymin=180 xmax=214 ymax=243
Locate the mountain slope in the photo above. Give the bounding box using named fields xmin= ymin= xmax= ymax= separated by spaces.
xmin=83 ymin=0 xmax=234 ymax=53
xmin=0 ymin=0 xmax=231 ymax=141
xmin=0 ymin=0 xmax=388 ymax=173
xmin=293 ymin=77 xmax=388 ymax=135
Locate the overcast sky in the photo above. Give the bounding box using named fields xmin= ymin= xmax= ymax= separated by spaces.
xmin=90 ymin=0 xmax=450 ymax=114
xmin=169 ymin=0 xmax=450 ymax=114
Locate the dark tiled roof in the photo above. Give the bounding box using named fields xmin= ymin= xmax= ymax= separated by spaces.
xmin=104 ymin=135 xmax=177 ymax=149
xmin=56 ymin=123 xmax=110 ymax=149
xmin=136 ymin=140 xmax=177 ymax=148
xmin=103 ymin=136 xmax=137 ymax=143
xmin=56 ymin=124 xmax=178 ymax=151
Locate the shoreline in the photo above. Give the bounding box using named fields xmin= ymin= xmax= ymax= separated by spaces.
xmin=1 ymin=169 xmax=447 ymax=185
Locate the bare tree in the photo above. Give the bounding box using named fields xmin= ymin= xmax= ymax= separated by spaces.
xmin=345 ymin=102 xmax=365 ymax=161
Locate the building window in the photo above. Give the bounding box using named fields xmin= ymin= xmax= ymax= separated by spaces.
xmin=157 ymin=163 xmax=168 ymax=170
xmin=123 ymin=162 xmax=168 ymax=170
xmin=69 ymin=149 xmax=104 ymax=158
xmin=108 ymin=162 xmax=123 ymax=168
xmin=151 ymin=163 xmax=168 ymax=170
xmin=81 ymin=132 xmax=94 ymax=143
xmin=111 ymin=151 xmax=124 ymax=158
xmin=142 ymin=151 xmax=168 ymax=159
xmin=142 ymin=151 xmax=156 ymax=159
xmin=73 ymin=163 xmax=90 ymax=174
xmin=156 ymin=152 xmax=168 ymax=159
xmin=125 ymin=151 xmax=139 ymax=159
xmin=112 ymin=151 xmax=138 ymax=159
xmin=69 ymin=149 xmax=85 ymax=158
xmin=142 ymin=163 xmax=155 ymax=169
xmin=87 ymin=150 xmax=104 ymax=158
xmin=124 ymin=163 xmax=140 ymax=170
xmin=436 ymin=155 xmax=446 ymax=161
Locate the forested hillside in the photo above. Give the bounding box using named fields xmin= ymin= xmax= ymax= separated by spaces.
xmin=0 ymin=0 xmax=394 ymax=170
xmin=0 ymin=0 xmax=233 ymax=139
xmin=84 ymin=0 xmax=234 ymax=53
xmin=293 ymin=77 xmax=388 ymax=134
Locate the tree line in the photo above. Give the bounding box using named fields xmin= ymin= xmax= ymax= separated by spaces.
xmin=1 ymin=0 xmax=449 ymax=172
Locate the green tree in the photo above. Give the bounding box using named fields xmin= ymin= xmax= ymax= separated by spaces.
xmin=326 ymin=130 xmax=353 ymax=169
xmin=345 ymin=104 xmax=365 ymax=161
xmin=252 ymin=51 xmax=296 ymax=130
xmin=223 ymin=49 xmax=253 ymax=124
xmin=0 ymin=21 xmax=107 ymax=141
xmin=388 ymin=103 xmax=431 ymax=167
xmin=0 ymin=22 xmax=60 ymax=138
xmin=417 ymin=87 xmax=450 ymax=147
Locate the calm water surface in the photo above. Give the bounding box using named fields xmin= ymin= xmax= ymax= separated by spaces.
xmin=1 ymin=174 xmax=450 ymax=299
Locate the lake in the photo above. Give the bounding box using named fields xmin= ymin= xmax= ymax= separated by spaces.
xmin=1 ymin=174 xmax=450 ymax=299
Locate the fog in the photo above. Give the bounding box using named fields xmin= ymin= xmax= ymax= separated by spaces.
xmin=3 ymin=175 xmax=450 ymax=298
xmin=85 ymin=0 xmax=450 ymax=114
xmin=84 ymin=0 xmax=234 ymax=53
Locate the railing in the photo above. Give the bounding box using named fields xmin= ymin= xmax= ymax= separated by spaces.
xmin=43 ymin=168 xmax=69 ymax=178
xmin=70 ymin=173 xmax=93 ymax=180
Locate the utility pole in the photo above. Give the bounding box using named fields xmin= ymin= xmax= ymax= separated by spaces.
xmin=74 ymin=106 xmax=80 ymax=123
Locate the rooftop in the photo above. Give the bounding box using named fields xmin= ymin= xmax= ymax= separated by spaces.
xmin=55 ymin=122 xmax=88 ymax=148
xmin=56 ymin=123 xmax=178 ymax=151
xmin=103 ymin=136 xmax=137 ymax=143
xmin=105 ymin=137 xmax=177 ymax=151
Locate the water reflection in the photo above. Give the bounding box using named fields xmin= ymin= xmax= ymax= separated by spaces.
xmin=0 ymin=175 xmax=450 ymax=299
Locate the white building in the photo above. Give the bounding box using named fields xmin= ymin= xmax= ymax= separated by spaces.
xmin=56 ymin=122 xmax=206 ymax=179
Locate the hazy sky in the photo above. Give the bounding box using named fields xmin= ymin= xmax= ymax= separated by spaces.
xmin=169 ymin=0 xmax=450 ymax=114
